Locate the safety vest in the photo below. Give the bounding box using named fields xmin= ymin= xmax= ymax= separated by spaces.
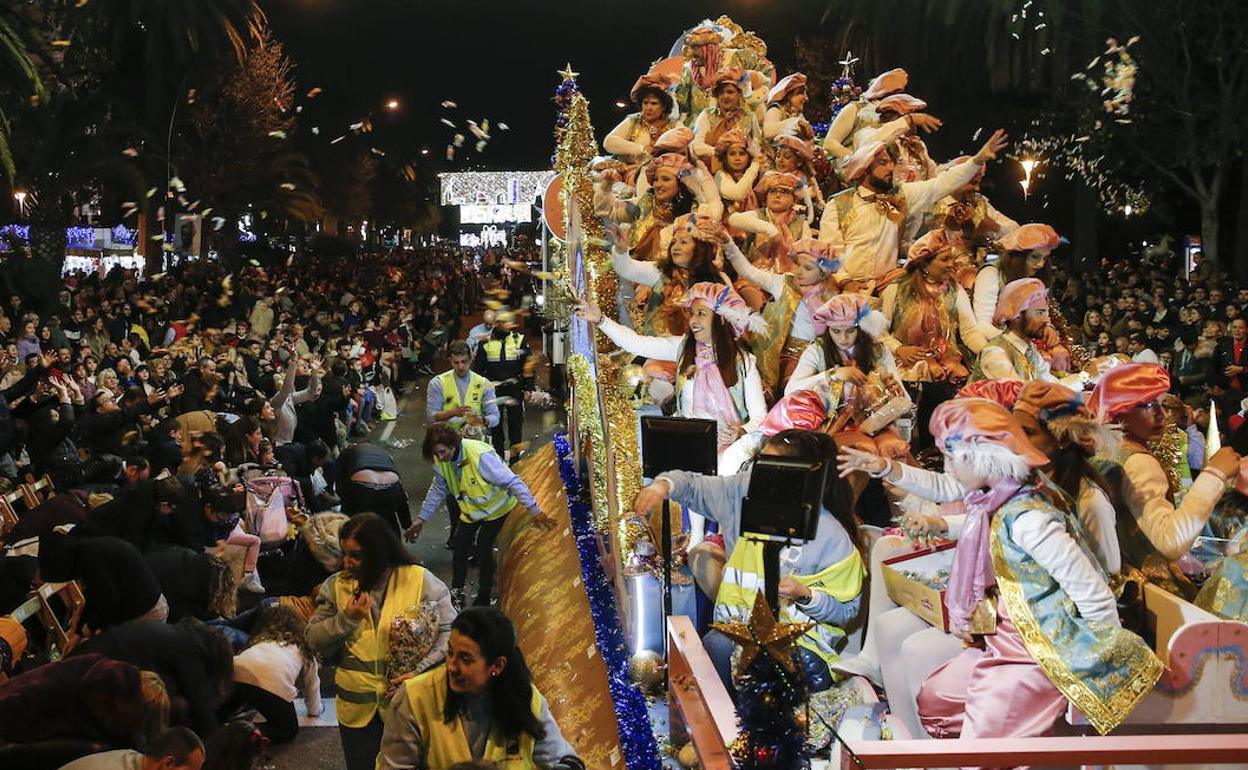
xmin=482 ymin=333 xmax=525 ymax=363
xmin=331 ymin=565 xmax=427 ymax=728
xmin=436 ymin=439 xmax=517 ymax=523
xmin=404 ymin=666 xmax=543 ymax=769
xmin=714 ymin=535 xmax=864 ymax=672
xmin=437 ymin=370 xmax=487 ymax=430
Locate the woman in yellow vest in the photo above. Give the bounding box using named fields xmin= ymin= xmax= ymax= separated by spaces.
xmin=307 ymin=513 xmax=456 ymax=770
xmin=632 ymin=429 xmax=866 ymax=697
xmin=377 ymin=607 xmax=584 ymax=770
xmin=407 ymin=423 xmax=555 ymax=608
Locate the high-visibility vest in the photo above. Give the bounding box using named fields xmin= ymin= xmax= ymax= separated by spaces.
xmin=435 ymin=439 xmax=517 ymax=523
xmin=437 ymin=370 xmax=487 ymax=430
xmin=331 ymin=565 xmax=426 ymax=727
xmin=404 ymin=666 xmax=543 ymax=770
xmin=482 ymin=333 xmax=525 ymax=363
xmin=715 ymin=536 xmax=864 ymax=672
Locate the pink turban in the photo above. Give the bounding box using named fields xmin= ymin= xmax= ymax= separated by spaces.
xmin=651 ymin=126 xmax=693 ymax=154
xmin=956 ymin=379 xmax=1025 ymax=410
xmin=907 ymin=229 xmax=953 ymax=264
xmin=841 ymin=140 xmax=888 ymax=183
xmin=711 ymin=67 xmax=748 ymax=94
xmin=863 ymin=68 xmax=909 ymax=100
xmin=767 ymin=73 xmax=808 ymax=105
xmin=812 ymin=294 xmax=887 ymax=339
xmin=759 ymin=389 xmax=827 ymax=435
xmin=993 ymin=278 xmax=1049 ymax=326
xmin=772 ymin=134 xmax=814 ymax=162
xmin=677 ymin=282 xmax=768 ymax=338
xmin=754 ymin=170 xmax=802 ymax=196
xmin=875 ymin=93 xmax=927 ymax=115
xmin=1014 ymin=380 xmax=1088 ymax=422
xmin=630 ymin=72 xmax=678 ymax=108
xmin=790 ymin=239 xmax=841 ymax=276
xmin=645 ymin=152 xmax=692 ymax=185
xmin=998 ymin=223 xmax=1062 ymax=254
xmin=929 ymin=398 xmax=1049 ymax=467
xmin=1087 ymin=363 xmax=1170 ymax=421
xmin=713 ymin=128 xmax=751 ymax=156
xmin=673 ymin=213 xmax=724 ymax=244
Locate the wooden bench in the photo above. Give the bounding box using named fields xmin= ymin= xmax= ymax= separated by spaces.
xmin=0 ymin=497 xmax=18 ymax=541
xmin=9 ymin=582 xmax=85 ymax=659
xmin=21 ymin=474 xmax=54 ymax=508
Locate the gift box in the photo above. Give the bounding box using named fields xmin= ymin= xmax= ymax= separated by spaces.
xmin=882 ymin=542 xmax=995 ymax=635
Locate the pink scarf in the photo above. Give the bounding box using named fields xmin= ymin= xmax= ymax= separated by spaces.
xmin=798 ymin=282 xmax=826 ymax=317
xmin=946 ymin=480 xmax=1021 ymax=632
xmin=768 ymin=209 xmax=799 ymax=273
xmin=691 ymin=342 xmax=741 ymax=450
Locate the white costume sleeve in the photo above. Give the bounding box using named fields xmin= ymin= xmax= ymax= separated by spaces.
xmin=717 ymin=165 xmax=761 ymax=202
xmin=784 ymin=344 xmax=826 ymax=396
xmin=763 ymin=106 xmax=804 ymax=139
xmin=900 ymin=160 xmax=982 ymax=222
xmin=596 ymin=317 xmax=683 ymax=361
xmin=822 ymin=102 xmax=859 ymax=158
xmin=1078 ymin=481 xmax=1122 ymax=576
xmin=985 ymin=201 xmax=1020 ymax=235
xmin=603 ymin=116 xmax=645 ymax=158
xmin=976 ymin=344 xmax=1020 ymax=380
xmin=1011 ymin=508 xmax=1120 ymax=627
xmin=688 ymin=165 xmax=724 ymax=221
xmin=1120 ymin=453 xmax=1226 ymax=560
xmin=741 ymin=354 xmax=768 ymax=433
xmin=890 ymin=463 xmax=966 ymax=504
xmin=690 ymin=111 xmax=715 ymax=159
xmin=727 ymin=210 xmax=780 ymax=240
xmin=611 ymin=246 xmax=661 ymax=287
xmin=724 ymin=238 xmax=785 ymax=299
xmin=857 ymin=116 xmax=912 ymax=148
xmin=972 ymin=265 xmax=1004 ymax=340
xmin=955 ymin=286 xmax=988 ymax=354
xmin=817 ymin=195 xmax=848 ymax=247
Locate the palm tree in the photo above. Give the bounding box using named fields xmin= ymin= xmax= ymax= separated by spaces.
xmin=0 ymin=5 xmax=46 ymax=182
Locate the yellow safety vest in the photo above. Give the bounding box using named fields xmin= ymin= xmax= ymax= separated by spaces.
xmin=404 ymin=666 xmax=543 ymax=770
xmin=437 ymin=370 xmax=488 ymax=430
xmin=715 ymin=538 xmax=864 ymax=672
xmin=482 ymin=333 xmax=525 ymax=363
xmin=436 ymin=439 xmax=517 ymax=523
xmin=331 ymin=565 xmax=426 ymax=727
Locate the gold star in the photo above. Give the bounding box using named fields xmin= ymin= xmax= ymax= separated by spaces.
xmin=558 ymin=63 xmax=580 ymax=81
xmin=711 ymin=591 xmax=813 ymax=675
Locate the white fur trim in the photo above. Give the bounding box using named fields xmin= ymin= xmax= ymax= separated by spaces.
xmin=857 ymin=310 xmax=888 ymax=340
xmin=943 ymin=440 xmax=1034 ymax=483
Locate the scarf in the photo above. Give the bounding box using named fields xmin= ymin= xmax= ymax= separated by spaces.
xmin=798 ymin=282 xmax=827 ymax=317
xmin=693 ymin=45 xmax=723 ymax=91
xmin=947 ymin=480 xmax=1022 ymax=632
xmin=691 ymin=342 xmax=742 ymax=450
xmin=767 ymin=209 xmax=799 ymax=273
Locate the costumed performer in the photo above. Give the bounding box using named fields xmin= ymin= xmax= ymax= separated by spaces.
xmin=822 ymin=68 xmax=910 ymax=159
xmin=632 ymin=429 xmax=865 ymax=697
xmin=722 ymin=233 xmax=839 ymax=396
xmin=763 ymin=73 xmax=815 ymax=140
xmin=1088 ymin=363 xmax=1242 ymax=599
xmin=576 ymin=282 xmax=768 ymax=544
xmin=915 ymin=398 xmax=1162 ymax=743
xmin=819 ymin=129 xmax=1008 ymax=290
xmin=857 ymin=93 xmax=938 ymax=184
xmin=971 ymin=223 xmax=1061 ymax=341
xmin=771 ymin=133 xmax=824 ymax=212
xmin=690 ymin=68 xmax=763 ymax=174
xmin=926 ymin=158 xmax=1019 ymax=289
xmin=727 ymin=171 xmax=811 ymax=274
xmin=377 ymin=607 xmax=584 ymax=770
xmin=880 ymin=229 xmax=988 ymax=448
xmin=602 ymin=73 xmax=682 ymax=169
xmin=969 ymin=278 xmax=1088 ymax=388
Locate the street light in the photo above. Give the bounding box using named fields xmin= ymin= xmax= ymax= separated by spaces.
xmin=13 ymin=190 xmax=27 ymax=216
xmin=385 ymin=99 xmax=400 ymax=111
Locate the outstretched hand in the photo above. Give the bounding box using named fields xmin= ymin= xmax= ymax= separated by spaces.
xmin=973 ymin=129 xmax=1009 ymax=164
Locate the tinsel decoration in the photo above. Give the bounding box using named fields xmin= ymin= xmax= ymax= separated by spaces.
xmin=713 ymin=593 xmax=814 ymax=770
xmin=1047 ymin=300 xmax=1090 ymax=372
xmin=553 ymin=433 xmax=663 ymax=770
xmin=1148 ymin=418 xmax=1184 ymax=498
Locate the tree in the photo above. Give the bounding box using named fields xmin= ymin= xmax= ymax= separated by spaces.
xmin=0 ymin=3 xmax=45 ymax=182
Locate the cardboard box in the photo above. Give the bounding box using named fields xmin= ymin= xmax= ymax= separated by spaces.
xmin=882 ymin=542 xmax=995 ymax=635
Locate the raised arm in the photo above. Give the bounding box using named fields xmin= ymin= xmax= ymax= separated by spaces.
xmin=723 ymin=237 xmax=785 ymax=299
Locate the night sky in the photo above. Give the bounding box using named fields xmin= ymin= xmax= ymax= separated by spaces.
xmin=261 ymin=0 xmax=831 ymax=171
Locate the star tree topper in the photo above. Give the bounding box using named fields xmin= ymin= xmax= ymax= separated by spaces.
xmin=711 ymin=591 xmax=814 ymax=675
xmin=558 ymin=63 xmax=580 ymax=82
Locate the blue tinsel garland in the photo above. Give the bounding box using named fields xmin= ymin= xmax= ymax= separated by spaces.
xmin=553 ymin=432 xmax=663 ymax=770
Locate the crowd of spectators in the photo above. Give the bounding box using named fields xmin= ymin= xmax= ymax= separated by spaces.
xmin=0 ymin=241 xmax=538 ymax=768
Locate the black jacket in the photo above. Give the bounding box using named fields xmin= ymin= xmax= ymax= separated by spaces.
xmin=38 ymin=533 xmax=161 ymax=632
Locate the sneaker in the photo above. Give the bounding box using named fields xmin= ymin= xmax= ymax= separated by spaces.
xmin=241 ymin=571 xmax=265 ymax=594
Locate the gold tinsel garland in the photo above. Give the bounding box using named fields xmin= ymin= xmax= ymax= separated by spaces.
xmin=1048 ymin=299 xmax=1090 ymax=373
xmin=1147 ymin=419 xmax=1184 ymax=499
xmin=556 ymin=92 xmax=644 ymax=559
